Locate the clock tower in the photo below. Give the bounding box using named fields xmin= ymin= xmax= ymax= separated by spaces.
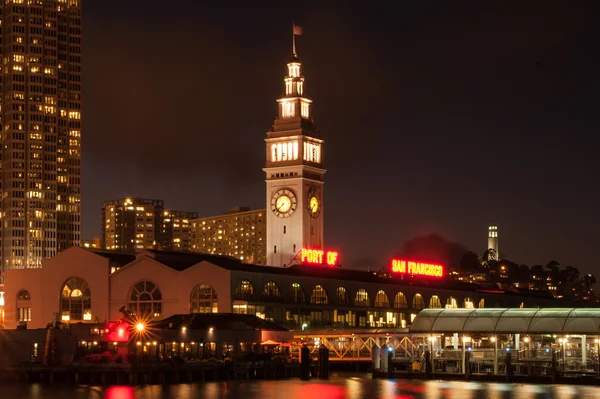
xmin=264 ymin=47 xmax=326 ymax=267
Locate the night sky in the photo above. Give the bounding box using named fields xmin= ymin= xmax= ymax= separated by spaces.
xmin=82 ymin=1 xmax=599 ymax=273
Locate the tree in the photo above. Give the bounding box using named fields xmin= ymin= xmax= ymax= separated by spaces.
xmin=482 ymin=248 xmax=497 ymax=265
xmin=459 ymin=251 xmax=483 ymax=272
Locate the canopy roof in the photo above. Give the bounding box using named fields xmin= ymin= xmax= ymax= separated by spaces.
xmin=410 ymin=308 xmax=600 ymax=334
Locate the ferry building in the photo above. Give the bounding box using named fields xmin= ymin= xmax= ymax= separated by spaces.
xmin=0 ymin=42 xmax=581 ymax=333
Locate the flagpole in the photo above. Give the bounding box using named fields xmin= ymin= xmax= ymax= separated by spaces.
xmin=292 ymin=20 xmax=296 ymax=57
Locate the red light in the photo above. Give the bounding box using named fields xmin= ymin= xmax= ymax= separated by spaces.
xmin=301 ymin=248 xmax=339 ymax=266
xmin=118 ymin=328 xmax=124 ymax=336
xmin=390 ymin=259 xmax=444 ymax=278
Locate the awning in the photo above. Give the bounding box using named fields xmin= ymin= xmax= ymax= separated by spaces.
xmin=410 ymin=308 xmax=600 ymax=334
xmin=261 ymin=340 xmax=281 ymax=346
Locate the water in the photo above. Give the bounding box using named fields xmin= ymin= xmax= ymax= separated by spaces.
xmin=0 ymin=374 xmax=599 ymax=399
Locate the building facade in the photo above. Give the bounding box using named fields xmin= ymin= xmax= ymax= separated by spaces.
xmin=191 ymin=207 xmax=266 ymax=265
xmin=160 ymin=210 xmax=197 ymax=251
xmin=0 ymin=0 xmax=83 ymax=278
xmin=1 ymin=247 xmax=579 ymax=331
xmin=264 ymin=51 xmax=325 ymax=267
xmin=101 ymin=197 xmax=197 ymax=252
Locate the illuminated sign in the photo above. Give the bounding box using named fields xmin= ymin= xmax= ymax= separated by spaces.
xmin=301 ymin=248 xmax=339 ymax=266
xmin=390 ymin=259 xmax=444 ymax=278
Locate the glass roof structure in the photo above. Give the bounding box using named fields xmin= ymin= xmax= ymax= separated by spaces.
xmin=410 ymin=308 xmax=600 ymax=334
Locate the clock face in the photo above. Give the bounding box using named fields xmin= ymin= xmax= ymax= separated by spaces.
xmin=271 ymin=188 xmax=297 ymax=218
xmin=308 ymin=189 xmax=321 ymax=218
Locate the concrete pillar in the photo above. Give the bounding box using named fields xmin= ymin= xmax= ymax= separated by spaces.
xmin=380 ymin=344 xmax=389 ymax=371
xmin=461 ymin=337 xmax=466 ymax=374
xmin=465 ymin=349 xmax=471 ymax=380
xmin=493 ymin=339 xmax=498 ymax=375
xmin=505 ymin=349 xmax=513 ymax=382
xmin=515 ymin=334 xmax=520 ymax=351
xmin=582 ymin=335 xmax=587 ymax=366
xmin=300 ymin=344 xmax=311 ymax=380
xmin=453 ymin=333 xmax=459 ymax=349
xmin=372 ymin=345 xmax=381 ymax=370
xmin=318 ymin=344 xmax=329 ymax=379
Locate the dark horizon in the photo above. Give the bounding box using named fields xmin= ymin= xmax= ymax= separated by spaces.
xmin=81 ymin=1 xmax=599 ymax=273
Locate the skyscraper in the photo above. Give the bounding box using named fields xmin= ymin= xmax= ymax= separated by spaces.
xmin=101 ymin=197 xmax=198 ymax=253
xmin=0 ymin=0 xmax=82 ymax=278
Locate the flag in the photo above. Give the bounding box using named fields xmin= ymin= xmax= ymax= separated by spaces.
xmin=293 ymin=24 xmax=303 ymax=36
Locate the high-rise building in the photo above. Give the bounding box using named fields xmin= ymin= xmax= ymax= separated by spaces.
xmin=160 ymin=210 xmax=197 ymax=252
xmin=487 ymin=225 xmax=499 ymax=260
xmin=191 ymin=207 xmax=266 ymax=264
xmin=0 ymin=1 xmax=83 ymax=278
xmin=101 ymin=197 xmax=197 ymax=253
xmin=102 ymin=198 xmax=164 ymax=252
xmin=264 ymin=39 xmax=325 ymax=267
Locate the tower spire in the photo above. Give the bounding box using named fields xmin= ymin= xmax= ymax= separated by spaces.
xmin=292 ymin=22 xmax=303 ymax=58
xmin=292 ymin=21 xmax=296 ymax=57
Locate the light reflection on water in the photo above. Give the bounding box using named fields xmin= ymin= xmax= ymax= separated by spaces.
xmin=0 ymin=374 xmax=600 ymax=399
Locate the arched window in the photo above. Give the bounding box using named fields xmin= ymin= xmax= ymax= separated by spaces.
xmin=235 ymin=280 xmax=254 ymax=300
xmin=310 ymin=285 xmax=328 ymax=305
xmin=17 ymin=290 xmax=30 ymax=300
xmin=478 ymin=298 xmax=485 ymax=308
xmin=263 ymin=281 xmax=282 ymax=301
xmin=190 ymin=284 xmax=218 ymax=313
xmin=128 ymin=280 xmax=162 ymax=318
xmin=464 ymin=297 xmax=474 ymax=309
xmin=412 ymin=293 xmax=424 ymax=310
xmin=61 ymin=277 xmax=91 ymax=322
xmin=429 ymin=295 xmax=442 ymax=308
xmin=355 ymin=289 xmax=369 ymax=307
xmin=445 ymin=297 xmax=457 ymax=309
xmin=374 ymin=290 xmax=389 ymax=308
xmin=520 ymin=301 xmax=525 ymax=308
xmin=394 ymin=292 xmax=408 ymax=309
xmin=16 ymin=290 xmax=31 ymax=322
xmin=289 ymin=283 xmax=305 ymax=304
xmin=335 ymin=287 xmax=350 ymax=305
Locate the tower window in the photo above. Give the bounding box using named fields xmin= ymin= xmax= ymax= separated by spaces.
xmin=293 ymin=244 xmax=296 ymax=252
xmin=274 ymin=245 xmax=277 ymax=254
xmin=283 ymin=226 xmax=286 ymax=234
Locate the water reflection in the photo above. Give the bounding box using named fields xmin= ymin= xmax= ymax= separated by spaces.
xmin=0 ymin=374 xmax=599 ymax=399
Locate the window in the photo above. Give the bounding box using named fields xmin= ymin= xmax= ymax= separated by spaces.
xmin=429 ymin=295 xmax=442 ymax=309
xmin=374 ymin=290 xmax=389 ymax=308
xmin=355 ymin=289 xmax=369 ymax=307
xmin=478 ymin=298 xmax=485 ymax=308
xmin=128 ymin=280 xmax=162 ymax=318
xmin=446 ymin=297 xmax=458 ymax=309
xmin=60 ymin=277 xmax=91 ymax=321
xmin=235 ymin=280 xmax=254 ymax=300
xmin=393 ymin=292 xmax=408 ymax=309
xmin=16 ymin=289 xmax=31 ymax=322
xmin=190 ymin=284 xmax=218 ymax=313
xmin=412 ymin=293 xmax=424 ymax=310
xmin=335 ymin=287 xmax=350 ymax=305
xmin=310 ymin=285 xmax=328 ymax=305
xmin=289 ymin=283 xmax=305 ymax=304
xmin=464 ymin=297 xmax=474 ymax=309
xmin=263 ymin=281 xmax=282 ymax=301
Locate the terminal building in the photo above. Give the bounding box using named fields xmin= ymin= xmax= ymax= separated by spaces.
xmin=1 ymin=247 xmax=580 ymax=331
